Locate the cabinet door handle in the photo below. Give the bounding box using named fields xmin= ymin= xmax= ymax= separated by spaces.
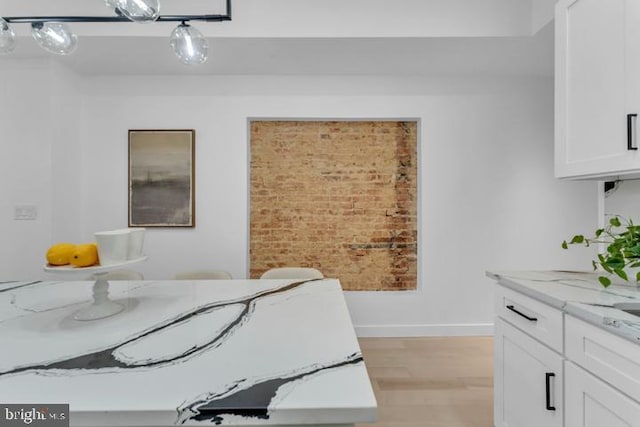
xmin=545 ymin=372 xmax=556 ymax=411
xmin=505 ymin=305 xmax=538 ymax=322
xmin=628 ymin=114 xmax=638 ymax=150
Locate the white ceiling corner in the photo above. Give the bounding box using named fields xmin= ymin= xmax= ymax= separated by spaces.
xmin=0 ymin=0 xmax=553 ymax=76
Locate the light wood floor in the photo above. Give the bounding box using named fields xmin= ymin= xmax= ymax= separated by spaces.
xmin=357 ymin=336 xmax=493 ymax=427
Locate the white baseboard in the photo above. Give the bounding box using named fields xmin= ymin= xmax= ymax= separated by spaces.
xmin=354 ymin=323 xmax=494 ymax=337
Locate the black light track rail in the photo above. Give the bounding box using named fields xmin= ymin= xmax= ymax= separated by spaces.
xmin=2 ymin=0 xmax=231 ymax=24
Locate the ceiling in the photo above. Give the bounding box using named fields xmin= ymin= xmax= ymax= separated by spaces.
xmin=5 ymin=23 xmax=553 ymax=77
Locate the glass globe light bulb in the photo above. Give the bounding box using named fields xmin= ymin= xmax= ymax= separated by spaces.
xmin=31 ymin=22 xmax=78 ymax=55
xmin=114 ymin=0 xmax=160 ymax=23
xmin=170 ymin=23 xmax=208 ymax=65
xmin=0 ymin=18 xmax=16 ymax=54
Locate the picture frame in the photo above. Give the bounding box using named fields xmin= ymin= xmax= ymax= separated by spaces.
xmin=128 ymin=129 xmax=195 ymax=227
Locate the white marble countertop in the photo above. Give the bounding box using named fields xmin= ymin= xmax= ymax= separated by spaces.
xmin=487 ymin=270 xmax=640 ymax=345
xmin=0 ymin=279 xmax=377 ymax=426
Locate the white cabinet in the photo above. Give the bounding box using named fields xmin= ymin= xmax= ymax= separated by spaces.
xmin=555 ymin=0 xmax=640 ymax=179
xmin=494 ymin=285 xmax=563 ymax=352
xmin=493 ymin=280 xmax=640 ymax=427
xmin=494 ymin=318 xmax=563 ymax=427
xmin=565 ymin=361 xmax=640 ymax=427
xmin=565 ymin=315 xmax=640 ymax=401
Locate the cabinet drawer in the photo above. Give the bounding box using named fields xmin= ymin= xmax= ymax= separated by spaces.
xmin=566 ymin=315 xmax=640 ymax=402
xmin=495 ymin=285 xmax=563 ymax=352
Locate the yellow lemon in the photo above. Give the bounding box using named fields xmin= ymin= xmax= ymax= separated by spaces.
xmin=90 ymin=242 xmax=100 ymax=264
xmin=70 ymin=243 xmax=99 ymax=267
xmin=46 ymin=243 xmax=77 ymax=266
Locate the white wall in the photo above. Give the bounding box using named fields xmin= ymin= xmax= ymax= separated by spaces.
xmin=604 ymin=180 xmax=640 ymax=221
xmin=531 ymin=0 xmax=557 ymax=34
xmin=32 ymin=72 xmax=593 ymax=336
xmin=0 ymin=62 xmax=599 ymax=335
xmin=0 ymin=60 xmax=54 ymax=280
xmin=0 ymin=61 xmax=83 ymax=280
xmin=209 ymin=0 xmax=534 ymax=38
xmin=50 ymin=63 xmax=84 ymax=245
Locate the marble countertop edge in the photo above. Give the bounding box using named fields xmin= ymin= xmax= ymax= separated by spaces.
xmin=487 ymin=270 xmax=640 ymax=346
xmin=71 ymin=406 xmax=378 ymax=427
xmin=486 ymin=271 xmax=567 ymax=309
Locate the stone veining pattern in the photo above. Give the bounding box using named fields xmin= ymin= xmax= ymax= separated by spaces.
xmin=0 ymin=278 xmax=376 ymax=426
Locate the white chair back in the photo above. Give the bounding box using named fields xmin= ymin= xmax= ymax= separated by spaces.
xmin=173 ymin=270 xmax=233 ymax=280
xmin=260 ymin=267 xmax=324 ymax=280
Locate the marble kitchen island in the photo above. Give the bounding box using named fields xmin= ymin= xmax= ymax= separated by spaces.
xmin=0 ymin=278 xmax=377 ymax=427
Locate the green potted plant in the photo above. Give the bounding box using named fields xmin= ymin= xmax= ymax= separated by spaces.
xmin=562 ymin=216 xmax=640 ymax=287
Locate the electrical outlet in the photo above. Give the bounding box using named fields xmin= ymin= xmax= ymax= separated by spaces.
xmin=14 ymin=205 xmax=38 ymax=220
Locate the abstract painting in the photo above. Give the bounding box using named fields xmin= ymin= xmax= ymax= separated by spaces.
xmin=128 ymin=129 xmax=195 ymax=227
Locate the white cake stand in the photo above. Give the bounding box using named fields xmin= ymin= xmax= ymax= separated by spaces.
xmin=43 ymin=257 xmax=147 ymax=321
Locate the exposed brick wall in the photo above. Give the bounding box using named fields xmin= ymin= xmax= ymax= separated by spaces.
xmin=250 ymin=121 xmax=417 ymax=291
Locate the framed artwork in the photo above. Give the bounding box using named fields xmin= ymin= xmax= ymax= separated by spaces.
xmin=128 ymin=129 xmax=195 ymax=227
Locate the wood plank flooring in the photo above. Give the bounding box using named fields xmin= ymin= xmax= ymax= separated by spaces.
xmin=357 ymin=336 xmax=493 ymax=427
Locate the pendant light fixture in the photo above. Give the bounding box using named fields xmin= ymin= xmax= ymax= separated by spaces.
xmin=170 ymin=22 xmax=209 ymax=65
xmin=106 ymin=0 xmax=161 ymax=23
xmin=0 ymin=0 xmax=231 ymax=64
xmin=31 ymin=22 xmax=78 ymax=55
xmin=0 ymin=18 xmax=16 ymax=54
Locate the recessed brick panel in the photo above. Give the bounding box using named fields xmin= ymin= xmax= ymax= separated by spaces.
xmin=250 ymin=121 xmax=417 ymax=291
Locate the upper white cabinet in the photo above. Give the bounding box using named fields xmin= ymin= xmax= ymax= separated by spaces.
xmin=555 ymin=0 xmax=640 ymax=179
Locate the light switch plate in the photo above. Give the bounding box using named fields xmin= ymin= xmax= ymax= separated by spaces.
xmin=14 ymin=205 xmax=38 ymax=220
